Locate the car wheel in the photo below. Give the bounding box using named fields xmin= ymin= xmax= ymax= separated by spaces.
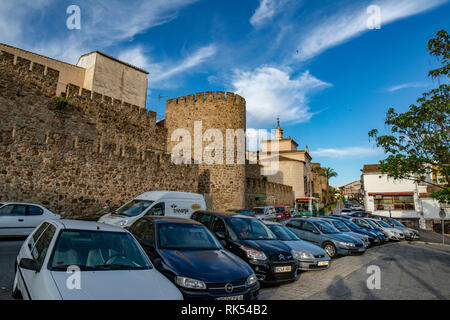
xmin=322 ymin=242 xmax=338 ymax=258
xmin=12 ymin=274 xmax=22 ymax=300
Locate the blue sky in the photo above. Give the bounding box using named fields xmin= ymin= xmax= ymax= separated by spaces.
xmin=1 ymin=0 xmax=449 ymax=187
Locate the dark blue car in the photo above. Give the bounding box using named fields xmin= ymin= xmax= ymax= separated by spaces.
xmin=128 ymin=216 xmax=259 ymax=300
xmin=345 ymin=217 xmax=389 ymax=244
xmin=327 ymin=215 xmax=380 ymax=246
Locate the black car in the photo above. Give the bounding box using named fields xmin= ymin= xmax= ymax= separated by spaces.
xmin=191 ymin=211 xmax=298 ymax=285
xmin=128 ymin=216 xmax=259 ymax=300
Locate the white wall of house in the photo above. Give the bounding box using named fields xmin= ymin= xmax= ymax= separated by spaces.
xmin=362 ymin=173 xmax=419 ymax=218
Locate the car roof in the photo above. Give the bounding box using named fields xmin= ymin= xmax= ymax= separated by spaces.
xmin=142 ymin=216 xmax=203 ymax=225
xmin=0 ymin=202 xmax=45 ymax=207
xmin=263 ymin=221 xmax=282 ymax=225
xmin=194 ymin=210 xmax=254 ymax=219
xmin=55 ymin=220 xmax=127 ymax=232
xmin=135 ymin=191 xmax=204 ymax=201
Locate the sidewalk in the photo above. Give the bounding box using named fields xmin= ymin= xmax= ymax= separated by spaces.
xmin=418 ymin=230 xmax=450 ymax=245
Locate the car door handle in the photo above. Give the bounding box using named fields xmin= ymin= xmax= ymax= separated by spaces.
xmin=18 ymin=219 xmax=24 ymax=222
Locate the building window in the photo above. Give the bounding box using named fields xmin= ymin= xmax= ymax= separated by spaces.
xmin=374 ymin=195 xmax=414 ymax=211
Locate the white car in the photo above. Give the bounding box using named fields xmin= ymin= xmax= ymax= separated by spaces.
xmin=13 ymin=219 xmax=183 ymax=300
xmin=0 ymin=202 xmax=60 ymax=237
xmin=252 ymin=206 xmax=277 ymax=221
xmin=99 ymin=191 xmax=206 ymax=228
xmin=367 ymin=218 xmax=405 ymax=241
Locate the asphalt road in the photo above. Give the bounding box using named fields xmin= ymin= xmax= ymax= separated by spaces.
xmin=0 ymin=238 xmax=23 ymax=300
xmin=1 ymin=233 xmax=449 ymax=300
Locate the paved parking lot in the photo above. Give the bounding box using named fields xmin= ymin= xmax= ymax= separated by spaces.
xmin=1 ymin=233 xmax=449 ymax=300
xmin=260 ymin=242 xmax=450 ymax=300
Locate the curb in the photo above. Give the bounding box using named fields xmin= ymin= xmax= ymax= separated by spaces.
xmin=406 ymin=241 xmax=450 ymax=247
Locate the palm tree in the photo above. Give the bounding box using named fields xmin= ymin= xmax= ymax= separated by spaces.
xmin=321 ymin=167 xmax=338 ymax=206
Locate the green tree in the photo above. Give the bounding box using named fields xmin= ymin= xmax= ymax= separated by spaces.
xmin=369 ymin=30 xmax=449 ymax=204
xmin=320 ymin=167 xmax=338 ymax=205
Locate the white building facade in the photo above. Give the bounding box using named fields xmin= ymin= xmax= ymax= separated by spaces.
xmin=361 ymin=164 xmax=449 ymax=231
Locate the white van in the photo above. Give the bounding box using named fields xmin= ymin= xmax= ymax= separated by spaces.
xmin=98 ymin=191 xmax=206 ymax=228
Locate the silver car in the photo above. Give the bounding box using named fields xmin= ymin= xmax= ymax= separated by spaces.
xmin=367 ymin=218 xmax=405 ymax=241
xmin=319 ymin=218 xmax=370 ymax=248
xmin=373 ymin=216 xmax=419 ymax=240
xmin=265 ymin=222 xmax=331 ymax=270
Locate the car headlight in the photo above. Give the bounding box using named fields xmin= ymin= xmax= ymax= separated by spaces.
xmin=175 ymin=276 xmax=207 ymax=290
xmin=293 ymin=250 xmax=313 ymax=260
xmin=337 ymin=241 xmax=355 ymax=247
xmin=240 ymin=246 xmax=268 ymax=261
xmin=117 ymin=220 xmax=128 ymax=227
xmin=246 ymin=274 xmax=258 ymax=287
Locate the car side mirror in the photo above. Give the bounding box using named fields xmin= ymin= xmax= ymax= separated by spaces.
xmin=19 ymin=258 xmax=40 ymax=272
xmin=152 ymin=258 xmax=162 ymax=269
xmin=215 ymin=232 xmax=226 ymax=240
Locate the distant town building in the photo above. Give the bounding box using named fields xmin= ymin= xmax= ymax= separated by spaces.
xmin=258 ymin=119 xmax=314 ymax=202
xmin=339 ymin=180 xmax=362 ymax=201
xmin=361 ymin=164 xmax=449 ymax=231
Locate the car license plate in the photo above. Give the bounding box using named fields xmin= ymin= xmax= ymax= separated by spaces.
xmin=358 ymin=248 xmax=365 ymax=252
xmin=317 ymin=261 xmax=329 ymax=266
xmin=275 ymin=266 xmax=292 ymax=273
xmin=217 ymin=295 xmax=244 ymax=301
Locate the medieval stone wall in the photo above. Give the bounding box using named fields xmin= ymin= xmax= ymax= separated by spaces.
xmin=245 ymin=163 xmax=294 ymax=208
xmin=0 ymin=50 xmax=198 ymax=218
xmin=165 ymin=92 xmax=247 ymax=211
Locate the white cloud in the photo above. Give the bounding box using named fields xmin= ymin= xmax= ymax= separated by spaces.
xmin=250 ymin=0 xmax=287 ymax=27
xmin=117 ymin=45 xmax=217 ymax=89
xmin=295 ymin=0 xmax=448 ymax=61
xmin=386 ymin=82 xmax=428 ymax=92
xmin=232 ymin=66 xmax=331 ymax=127
xmin=311 ymin=147 xmax=382 ymax=159
xmin=0 ymin=0 xmax=198 ymax=63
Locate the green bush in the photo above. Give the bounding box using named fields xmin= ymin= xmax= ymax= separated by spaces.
xmin=54 ymin=95 xmax=69 ymax=111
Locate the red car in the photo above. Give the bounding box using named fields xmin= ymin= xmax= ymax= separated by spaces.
xmin=275 ymin=206 xmax=291 ymax=220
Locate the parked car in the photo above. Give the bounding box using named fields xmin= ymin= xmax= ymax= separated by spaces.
xmin=283 ymin=218 xmax=366 ymax=259
xmin=348 ymin=217 xmax=388 ymax=244
xmin=341 ymin=208 xmax=352 ymax=213
xmin=372 ymin=216 xmax=420 ymax=240
xmin=13 ymin=220 xmax=182 ymax=300
xmin=264 ymin=222 xmax=330 ymax=271
xmin=99 ymin=191 xmax=206 ymax=227
xmin=327 ymin=215 xmax=381 ymax=246
xmin=290 ymin=209 xmax=300 ymax=217
xmin=367 ymin=218 xmax=405 ymax=241
xmin=226 ymin=209 xmax=256 ymax=217
xmin=274 ymin=206 xmax=291 ymax=220
xmin=128 ymin=216 xmax=259 ymax=300
xmin=252 ymin=206 xmax=277 ymax=221
xmin=318 ymin=218 xmax=370 ymax=248
xmin=0 ymin=202 xmax=60 ymax=237
xmin=191 ymin=211 xmax=298 ymax=284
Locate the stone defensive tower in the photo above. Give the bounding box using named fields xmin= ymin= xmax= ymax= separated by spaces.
xmin=165 ymin=91 xmax=246 ymax=211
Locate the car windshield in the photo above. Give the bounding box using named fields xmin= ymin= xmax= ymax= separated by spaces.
xmin=391 ymin=219 xmax=405 ymax=227
xmin=375 ymin=220 xmax=391 ymax=228
xmin=267 ymin=225 xmax=299 ymax=241
xmin=314 ymin=221 xmax=339 ymax=234
xmin=229 ymin=217 xmax=277 ymax=240
xmin=253 ymin=208 xmax=264 ymax=215
xmin=365 ymin=220 xmax=381 ymax=229
xmin=49 ymin=230 xmax=151 ymax=271
xmin=328 ymin=220 xmax=351 ymax=232
xmin=114 ymin=200 xmax=153 ymax=217
xmin=340 ymin=219 xmax=360 ymax=229
xmin=158 ymin=223 xmax=222 ymax=250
